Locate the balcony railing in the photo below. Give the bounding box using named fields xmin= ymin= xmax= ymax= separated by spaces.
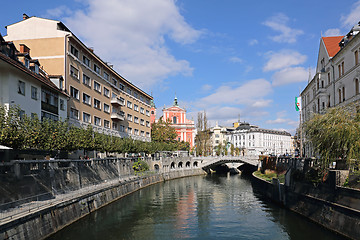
xmin=111 ymin=97 xmax=125 ymax=106
xmin=111 ymin=111 xmax=125 ymax=121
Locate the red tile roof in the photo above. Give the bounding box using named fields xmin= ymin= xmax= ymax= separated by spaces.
xmin=322 ymin=36 xmax=344 ymax=57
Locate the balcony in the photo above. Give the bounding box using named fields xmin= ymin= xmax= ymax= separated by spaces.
xmin=111 ymin=111 xmax=125 ymax=121
xmin=111 ymin=97 xmax=125 ymax=106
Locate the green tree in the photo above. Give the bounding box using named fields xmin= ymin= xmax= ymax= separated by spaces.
xmin=151 ymin=118 xmax=177 ymax=143
xmin=305 ymin=103 xmax=360 ymax=170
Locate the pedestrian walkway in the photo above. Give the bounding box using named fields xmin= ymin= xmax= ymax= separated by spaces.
xmin=0 ymin=175 xmax=139 ymax=226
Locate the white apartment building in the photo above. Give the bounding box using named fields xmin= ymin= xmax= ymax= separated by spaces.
xmin=227 ymin=122 xmax=292 ymax=156
xmin=301 ymin=22 xmax=360 ymax=157
xmin=0 ymin=34 xmax=67 ymax=121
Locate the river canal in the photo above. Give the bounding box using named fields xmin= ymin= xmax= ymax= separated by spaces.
xmin=47 ymin=174 xmax=347 ymax=240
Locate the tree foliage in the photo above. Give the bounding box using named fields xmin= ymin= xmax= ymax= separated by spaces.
xmin=304 ymin=103 xmax=360 ymax=169
xmin=0 ymin=105 xmax=190 ymax=154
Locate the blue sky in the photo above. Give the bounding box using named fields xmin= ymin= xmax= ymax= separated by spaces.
xmin=1 ymin=0 xmax=360 ymax=134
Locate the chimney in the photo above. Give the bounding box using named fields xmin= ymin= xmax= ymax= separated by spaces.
xmin=88 ymin=47 xmax=94 ymax=53
xmin=19 ymin=44 xmax=30 ymax=54
xmin=23 ymin=13 xmax=29 ymax=20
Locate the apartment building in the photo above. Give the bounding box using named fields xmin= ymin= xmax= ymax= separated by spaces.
xmin=0 ymin=34 xmax=67 ymax=121
xmin=227 ymin=122 xmax=292 ymax=156
xmin=300 ymin=22 xmax=360 ymax=156
xmin=5 ymin=14 xmax=152 ymax=141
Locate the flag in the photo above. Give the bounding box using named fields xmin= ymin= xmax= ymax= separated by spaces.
xmin=295 ymin=97 xmax=301 ymax=111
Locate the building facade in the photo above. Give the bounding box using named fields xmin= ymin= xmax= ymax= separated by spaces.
xmin=161 ymin=97 xmax=196 ymax=148
xmin=227 ymin=122 xmax=292 ymax=156
xmin=4 ymin=14 xmax=152 ymax=141
xmin=0 ymin=34 xmax=67 ymax=121
xmin=300 ymin=22 xmax=360 ymax=157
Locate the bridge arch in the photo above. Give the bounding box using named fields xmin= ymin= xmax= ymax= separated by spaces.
xmin=185 ymin=161 xmax=191 ymax=168
xmin=193 ymin=161 xmax=198 ymax=167
xmin=170 ymin=162 xmax=176 ymax=169
xmin=154 ymin=164 xmax=160 ymax=172
xmin=178 ymin=162 xmax=183 ymax=168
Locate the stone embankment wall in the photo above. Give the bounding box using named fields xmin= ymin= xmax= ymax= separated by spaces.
xmin=0 ymin=158 xmax=205 ymax=240
xmin=252 ymin=173 xmax=360 ymax=240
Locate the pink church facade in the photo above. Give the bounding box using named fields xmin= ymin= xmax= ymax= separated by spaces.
xmin=161 ymin=97 xmax=196 ymax=149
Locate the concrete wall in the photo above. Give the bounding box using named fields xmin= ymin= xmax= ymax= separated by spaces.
xmin=252 ymin=173 xmax=360 ymax=239
xmin=0 ymin=168 xmax=205 ymax=240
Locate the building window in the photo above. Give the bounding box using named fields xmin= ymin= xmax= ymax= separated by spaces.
xmin=120 ymin=125 xmax=125 ymax=132
xmin=146 ymin=110 xmax=150 ymax=116
xmin=119 ymin=83 xmax=124 ymax=90
xmin=134 ymin=104 xmax=139 ymax=111
xmin=328 ymin=72 xmax=331 ymax=85
xmin=94 ymin=64 xmax=100 ymax=74
xmin=103 ymin=87 xmax=110 ymax=98
xmin=173 ymin=116 xmax=177 ymax=124
xmin=94 ymin=81 xmax=101 ymax=93
xmin=146 ymin=132 xmax=150 ymax=137
xmin=103 ymin=72 xmax=109 ymax=80
xmin=134 ymin=129 xmax=139 ymax=135
xmin=24 ymin=58 xmax=29 ymax=68
xmin=141 ymin=131 xmax=145 ymax=136
xmin=356 ymin=78 xmax=359 ymax=95
xmin=338 ymin=88 xmax=342 ymax=103
xmin=94 ymin=98 xmax=101 ymax=110
xmin=128 ymin=127 xmax=132 ymax=134
xmin=83 ymin=74 xmax=91 ymax=87
xmin=83 ymin=93 xmax=91 ymax=105
xmin=104 ymin=103 xmax=110 ymax=113
xmin=31 ymin=86 xmax=38 ymax=100
xmin=70 ymin=108 xmax=79 ymax=119
xmin=112 ymin=78 xmax=117 ymax=86
xmin=70 ymin=86 xmax=79 ymax=100
xmin=343 ymin=86 xmax=345 ymax=102
xmin=83 ymin=112 xmax=91 ymax=123
xmin=104 ymin=120 xmax=110 ymax=128
xmin=127 ymin=101 xmax=132 ymax=109
xmin=134 ymin=91 xmax=138 ymax=99
xmin=140 ymin=107 xmax=144 ymax=114
xmin=70 ymin=45 xmax=79 ymax=58
xmin=70 ymin=65 xmax=79 ymax=79
xmin=18 ymin=80 xmax=25 ymax=95
xmin=112 ymin=122 xmax=118 ymax=130
xmin=127 ymin=114 xmax=133 ymax=121
xmin=94 ymin=116 xmax=101 ymax=126
xmin=146 ymin=121 xmax=150 ymax=127
xmin=355 ymin=50 xmax=359 ymax=66
xmin=127 ymin=88 xmax=132 ymax=95
xmin=342 ymin=61 xmax=344 ymax=76
xmin=83 ymin=55 xmax=90 ymax=67
xmin=60 ymin=99 xmax=65 ymax=111
xmin=140 ymin=119 xmax=145 ymax=125
xmin=134 ymin=116 xmax=139 ymax=124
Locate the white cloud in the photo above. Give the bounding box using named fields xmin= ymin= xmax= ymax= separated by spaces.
xmin=229 ymin=56 xmax=243 ymax=63
xmin=341 ymin=1 xmax=360 ymax=28
xmin=324 ymin=28 xmax=342 ymax=37
xmin=62 ymin=0 xmax=202 ymax=90
xmin=199 ymin=79 xmax=272 ymax=106
xmin=272 ymin=67 xmax=308 ymax=86
xmin=201 ymin=84 xmax=212 ymax=91
xmin=263 ymin=50 xmax=307 ymax=72
xmin=263 ymin=13 xmax=304 ymax=43
xmin=251 ymin=99 xmax=272 ymax=108
xmin=249 ymin=39 xmax=258 ymax=46
xmin=44 ymin=6 xmax=72 ymax=18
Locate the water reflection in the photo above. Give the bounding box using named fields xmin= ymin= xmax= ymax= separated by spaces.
xmin=48 ymin=175 xmax=347 ymax=240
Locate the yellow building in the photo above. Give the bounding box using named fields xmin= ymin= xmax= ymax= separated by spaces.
xmin=5 ymin=14 xmax=152 ymax=141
